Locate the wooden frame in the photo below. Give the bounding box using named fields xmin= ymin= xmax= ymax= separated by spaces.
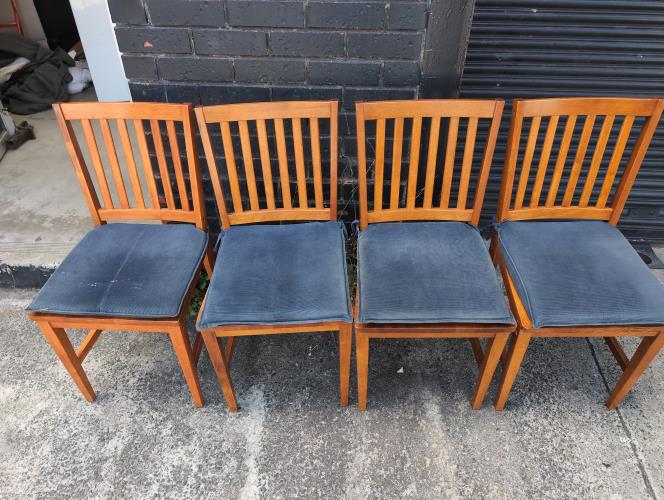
xmin=492 ymin=96 xmax=664 ymax=410
xmin=354 ymin=99 xmax=514 ymax=410
xmin=27 ymin=102 xmax=212 ymax=407
xmin=195 ymin=100 xmax=351 ymax=411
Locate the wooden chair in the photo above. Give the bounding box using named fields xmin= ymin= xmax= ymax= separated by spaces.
xmin=492 ymin=97 xmax=664 ymax=410
xmin=354 ymin=99 xmax=515 ymax=410
xmin=195 ymin=101 xmax=352 ymax=411
xmin=26 ymin=102 xmax=211 ymax=407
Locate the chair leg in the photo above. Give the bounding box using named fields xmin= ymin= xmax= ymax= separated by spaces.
xmin=76 ymin=328 xmax=102 ymax=362
xmin=604 ymin=336 xmax=629 ymax=371
xmin=490 ymin=232 xmax=500 ymax=266
xmin=37 ymin=321 xmax=95 ymax=402
xmin=500 ymin=333 xmax=513 ymax=370
xmin=469 ymin=338 xmax=484 ymax=368
xmin=495 ymin=330 xmax=532 ymax=410
xmin=606 ymin=332 xmax=664 ymax=409
xmin=356 ymin=330 xmax=369 ymax=411
xmin=168 ymin=325 xmax=204 ymax=408
xmin=339 ymin=323 xmax=352 ymax=406
xmin=193 ymin=331 xmax=204 ymax=364
xmin=203 ymin=245 xmax=215 ymax=277
xmin=471 ymin=332 xmax=509 ymax=410
xmin=202 ymin=330 xmax=238 ymax=411
xmin=223 ymin=336 xmax=236 ymax=368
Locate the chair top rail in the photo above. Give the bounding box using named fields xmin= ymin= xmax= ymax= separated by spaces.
xmin=198 ymin=100 xmax=336 ymax=122
xmin=358 ymin=99 xmax=501 ymax=120
xmin=516 ymin=97 xmax=662 ymax=118
xmin=57 ymin=102 xmax=191 ymax=122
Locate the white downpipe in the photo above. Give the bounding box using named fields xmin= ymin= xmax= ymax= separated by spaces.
xmin=69 ymin=0 xmax=130 ymax=101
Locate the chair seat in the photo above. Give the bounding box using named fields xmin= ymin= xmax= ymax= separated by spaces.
xmin=197 ymin=222 xmax=352 ymax=329
xmin=357 ymin=222 xmax=514 ymax=324
xmin=26 ymin=223 xmax=208 ymax=319
xmin=497 ymin=220 xmax=664 ymax=328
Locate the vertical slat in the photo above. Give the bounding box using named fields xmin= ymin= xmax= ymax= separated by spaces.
xmin=457 ymin=117 xmax=478 ymax=209
xmin=514 ymin=116 xmax=541 ymax=209
xmin=389 ymin=117 xmax=404 ymax=209
xmin=609 ymin=100 xmax=664 ymax=224
xmin=99 ymin=119 xmax=129 ymax=208
xmin=374 ymin=118 xmax=386 ymax=211
xmin=81 ymin=119 xmax=114 ymax=209
xmin=545 ymin=115 xmax=577 ymax=207
xmin=256 ymin=119 xmax=275 ymax=210
xmin=329 ymin=101 xmax=339 ymax=220
xmin=497 ymin=108 xmax=523 ymax=220
xmin=440 ymin=116 xmax=459 ymax=208
xmin=562 ymin=115 xmax=596 ymax=206
xmin=150 ymin=119 xmax=175 ymax=210
xmin=183 ymin=107 xmax=207 ymax=231
xmin=133 ymin=119 xmax=161 ymax=208
xmin=423 ymin=116 xmax=441 ymax=208
xmin=53 ymin=105 xmax=102 ymax=225
xmin=310 ymin=117 xmax=323 ymax=209
xmin=597 ymin=115 xmax=635 ymax=208
xmin=406 ymin=116 xmax=422 ymax=208
xmin=274 ymin=118 xmax=292 ymax=209
xmin=238 ymin=120 xmax=260 ymax=211
xmin=195 ymin=108 xmax=230 ymax=229
xmin=529 ymin=115 xmax=559 ymax=208
xmin=356 ymin=104 xmax=369 ymax=229
xmin=580 ymin=115 xmax=615 ymax=207
xmin=220 ymin=121 xmax=244 ymax=213
xmin=292 ymin=118 xmax=308 ymax=208
xmin=166 ymin=120 xmax=190 ymax=211
xmin=471 ymin=100 xmax=504 ymax=226
xmin=116 ymin=119 xmax=145 ymax=209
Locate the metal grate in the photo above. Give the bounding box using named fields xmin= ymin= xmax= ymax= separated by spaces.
xmin=460 ymin=0 xmax=664 ymax=240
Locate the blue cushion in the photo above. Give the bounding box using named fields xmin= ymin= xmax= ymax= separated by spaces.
xmin=197 ymin=222 xmax=351 ymax=328
xmin=26 ymin=223 xmax=207 ymax=318
xmin=497 ymin=220 xmax=664 ymax=328
xmin=357 ymin=222 xmax=514 ymax=324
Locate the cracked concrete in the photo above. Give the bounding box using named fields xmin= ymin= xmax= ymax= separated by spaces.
xmin=2 ymin=287 xmax=664 ymax=498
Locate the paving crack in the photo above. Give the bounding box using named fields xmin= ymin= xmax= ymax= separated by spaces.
xmin=586 ymin=338 xmax=658 ymax=500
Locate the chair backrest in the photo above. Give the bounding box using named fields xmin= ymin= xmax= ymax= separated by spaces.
xmin=54 ymin=102 xmax=206 ymax=229
xmin=195 ymin=101 xmax=339 ymax=229
xmin=497 ymin=97 xmax=664 ymax=225
xmin=355 ymin=99 xmax=505 ymax=229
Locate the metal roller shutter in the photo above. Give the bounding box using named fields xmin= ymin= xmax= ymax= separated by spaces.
xmin=460 ymin=0 xmax=664 ymax=239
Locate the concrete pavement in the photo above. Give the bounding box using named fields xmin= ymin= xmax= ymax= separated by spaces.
xmin=0 ymin=88 xmax=96 ymax=287
xmin=1 ymin=287 xmax=664 ymax=498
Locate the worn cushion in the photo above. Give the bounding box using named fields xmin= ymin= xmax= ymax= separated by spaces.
xmin=497 ymin=220 xmax=664 ymax=328
xmin=357 ymin=222 xmax=514 ymax=324
xmin=26 ymin=223 xmax=207 ymax=318
xmin=197 ymin=222 xmax=351 ymax=328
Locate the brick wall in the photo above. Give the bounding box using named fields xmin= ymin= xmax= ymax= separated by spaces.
xmin=108 ymin=0 xmax=469 ymax=228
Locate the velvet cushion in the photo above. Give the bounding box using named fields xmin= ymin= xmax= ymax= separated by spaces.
xmin=357 ymin=222 xmax=514 ymax=324
xmin=26 ymin=223 xmax=207 ymax=318
xmin=197 ymin=222 xmax=351 ymax=328
xmin=497 ymin=220 xmax=664 ymax=328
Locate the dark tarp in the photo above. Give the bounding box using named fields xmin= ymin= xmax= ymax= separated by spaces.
xmin=0 ymin=33 xmax=74 ymax=114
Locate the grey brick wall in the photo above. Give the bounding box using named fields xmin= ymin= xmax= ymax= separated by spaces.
xmin=109 ymin=0 xmax=443 ymax=227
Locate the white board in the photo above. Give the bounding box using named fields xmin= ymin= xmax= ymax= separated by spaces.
xmin=69 ymin=0 xmax=130 ymax=101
